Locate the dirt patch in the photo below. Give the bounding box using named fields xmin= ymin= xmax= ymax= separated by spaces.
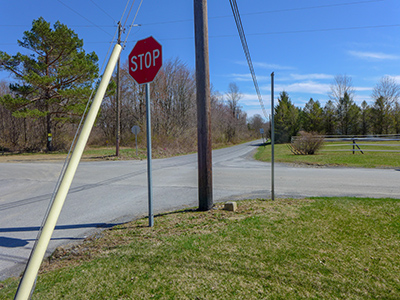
xmin=0 ymin=153 xmax=118 ymax=163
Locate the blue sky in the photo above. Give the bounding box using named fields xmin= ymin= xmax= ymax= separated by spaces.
xmin=1 ymin=0 xmax=399 ymax=119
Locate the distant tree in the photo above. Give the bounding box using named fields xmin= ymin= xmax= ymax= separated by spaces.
xmin=360 ymin=100 xmax=371 ymax=135
xmin=248 ymin=114 xmax=265 ymax=130
xmin=323 ymin=100 xmax=337 ymax=135
xmin=225 ymin=82 xmax=242 ymax=118
xmin=302 ymin=98 xmax=324 ymax=133
xmin=372 ymin=76 xmax=400 ymax=106
xmin=248 ymin=114 xmax=267 ymax=137
xmin=0 ymin=17 xmax=99 ymax=151
xmin=152 ymin=58 xmax=196 ymax=137
xmin=329 ymin=74 xmax=355 ymax=104
xmin=370 ymin=96 xmax=394 ymax=134
xmin=394 ymin=102 xmax=400 ymax=134
xmin=274 ymin=91 xmax=300 ymax=143
xmin=369 ymin=76 xmax=400 ymax=135
xmin=0 ymin=81 xmax=12 ymax=149
xmin=336 ymin=92 xmax=360 ymax=135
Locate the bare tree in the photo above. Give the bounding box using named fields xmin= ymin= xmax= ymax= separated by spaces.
xmin=225 ymin=82 xmax=242 ymax=118
xmin=329 ymin=74 xmax=355 ymax=103
xmin=372 ymin=75 xmax=400 ymax=105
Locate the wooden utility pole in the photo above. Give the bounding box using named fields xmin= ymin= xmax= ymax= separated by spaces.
xmin=116 ymin=22 xmax=122 ymax=157
xmin=194 ymin=0 xmax=213 ymax=211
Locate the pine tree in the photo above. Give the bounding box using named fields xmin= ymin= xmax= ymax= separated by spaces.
xmin=336 ymin=92 xmax=360 ymax=135
xmin=323 ymin=100 xmax=337 ymax=135
xmin=274 ymin=91 xmax=300 ymax=143
xmin=360 ymin=100 xmax=371 ymax=135
xmin=302 ymin=98 xmax=324 ymax=133
xmin=0 ymin=17 xmax=99 ymax=151
xmin=370 ymin=96 xmax=394 ymax=134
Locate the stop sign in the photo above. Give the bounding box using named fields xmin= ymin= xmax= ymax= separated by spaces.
xmin=128 ymin=36 xmax=162 ymax=85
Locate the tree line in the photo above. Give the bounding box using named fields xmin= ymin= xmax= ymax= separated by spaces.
xmin=0 ymin=18 xmax=257 ymax=153
xmin=273 ymin=74 xmax=400 ymax=143
xmin=97 ymin=60 xmax=254 ymax=155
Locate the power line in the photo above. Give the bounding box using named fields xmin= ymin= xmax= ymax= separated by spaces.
xmin=246 ymin=23 xmax=400 ymax=36
xmin=220 ymin=0 xmax=385 ymax=19
xmin=0 ymin=0 xmax=389 ymax=31
xmin=122 ymin=0 xmax=136 ymax=30
xmin=141 ymin=0 xmax=385 ymax=26
xmin=229 ymin=0 xmax=268 ymax=119
xmin=57 ymin=0 xmax=113 ymax=37
xmin=1 ymin=22 xmax=399 ymax=47
xmin=123 ymin=0 xmax=144 ymax=48
xmin=89 ymin=0 xmax=116 ymax=23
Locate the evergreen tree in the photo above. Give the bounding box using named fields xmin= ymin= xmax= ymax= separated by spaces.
xmin=336 ymin=92 xmax=360 ymax=135
xmin=370 ymin=96 xmax=394 ymax=134
xmin=274 ymin=91 xmax=300 ymax=143
xmin=302 ymin=98 xmax=324 ymax=133
xmin=0 ymin=17 xmax=99 ymax=151
xmin=360 ymin=100 xmax=371 ymax=135
xmin=323 ymin=100 xmax=337 ymax=135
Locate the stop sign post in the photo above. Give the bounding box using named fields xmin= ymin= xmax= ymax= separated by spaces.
xmin=129 ymin=37 xmax=162 ymax=228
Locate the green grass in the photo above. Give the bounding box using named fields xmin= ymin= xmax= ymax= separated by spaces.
xmin=1 ymin=198 xmax=400 ymax=299
xmin=255 ymin=142 xmax=400 ymax=168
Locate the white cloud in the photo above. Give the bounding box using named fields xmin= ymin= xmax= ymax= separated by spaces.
xmin=230 ymin=73 xmax=270 ymax=82
xmin=253 ymin=62 xmax=295 ymax=70
xmin=275 ymin=81 xmax=331 ymax=95
xmin=289 ymin=73 xmax=334 ymax=80
xmin=240 ymin=93 xmax=268 ymax=106
xmin=354 ymin=86 xmax=372 ymax=92
xmin=235 ymin=61 xmax=295 ymax=70
xmin=348 ymin=51 xmax=400 ymax=60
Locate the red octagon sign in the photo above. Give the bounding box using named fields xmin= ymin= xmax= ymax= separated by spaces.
xmin=128 ymin=36 xmax=162 ymax=85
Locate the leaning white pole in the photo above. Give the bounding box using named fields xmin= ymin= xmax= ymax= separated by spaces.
xmin=14 ymin=44 xmax=122 ymax=300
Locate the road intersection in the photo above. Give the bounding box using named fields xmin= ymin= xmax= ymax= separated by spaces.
xmin=1 ymin=140 xmax=400 ymax=280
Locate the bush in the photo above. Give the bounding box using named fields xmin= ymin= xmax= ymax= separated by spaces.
xmin=289 ymin=131 xmax=324 ymax=155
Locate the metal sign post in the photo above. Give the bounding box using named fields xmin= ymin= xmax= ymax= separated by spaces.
xmin=145 ymin=83 xmax=154 ymax=227
xmin=260 ymin=128 xmax=264 ymax=143
xmin=131 ymin=125 xmax=140 ymax=156
xmin=128 ymin=36 xmax=162 ymax=227
xmin=271 ymin=72 xmax=275 ymax=201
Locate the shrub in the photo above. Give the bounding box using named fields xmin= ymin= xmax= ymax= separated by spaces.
xmin=289 ymin=131 xmax=324 ymax=155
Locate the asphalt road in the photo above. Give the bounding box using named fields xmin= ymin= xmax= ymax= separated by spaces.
xmin=1 ymin=139 xmax=400 ymax=280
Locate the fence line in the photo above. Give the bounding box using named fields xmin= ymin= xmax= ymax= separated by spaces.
xmin=292 ymin=134 xmax=400 ymax=154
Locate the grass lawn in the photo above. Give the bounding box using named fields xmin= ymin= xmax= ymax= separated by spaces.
xmin=1 ymin=197 xmax=399 ymax=299
xmin=255 ymin=142 xmax=400 ymax=168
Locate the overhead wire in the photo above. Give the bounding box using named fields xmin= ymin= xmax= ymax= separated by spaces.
xmin=89 ymin=0 xmax=116 ymax=23
xmin=57 ymin=0 xmax=113 ymax=37
xmin=140 ymin=0 xmax=385 ymax=26
xmin=119 ymin=0 xmax=132 ymax=25
xmin=228 ymin=0 xmax=268 ymax=119
xmin=123 ymin=0 xmax=144 ymax=48
xmin=122 ymin=0 xmax=136 ymax=31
